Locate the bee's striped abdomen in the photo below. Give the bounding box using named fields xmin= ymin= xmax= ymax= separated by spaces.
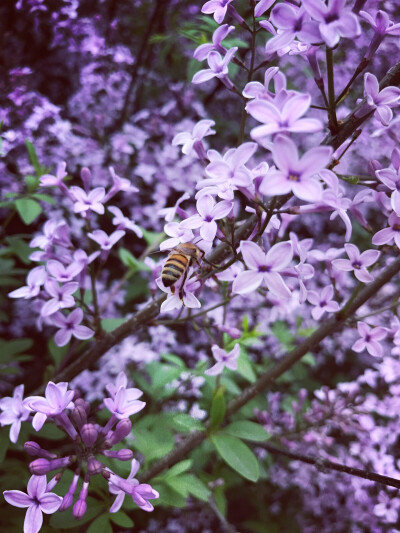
xmin=162 ymin=253 xmax=189 ymax=287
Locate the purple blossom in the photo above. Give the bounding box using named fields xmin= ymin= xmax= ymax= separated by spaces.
xmin=108 ymin=206 xmax=143 ymax=238
xmin=332 ymin=244 xmax=380 ymax=283
xmin=172 ymin=119 xmax=216 ymax=156
xmin=319 ymin=169 xmax=352 ymax=240
xmin=30 ymin=220 xmax=71 ymax=251
xmin=307 ymin=285 xmax=339 ymax=320
xmin=107 ymin=460 xmax=159 ymax=512
xmin=197 ymin=142 xmax=256 ymax=200
xmin=103 ymin=385 xmax=145 ymax=420
xmin=265 ymin=4 xmax=321 ymax=55
xmin=232 ymin=240 xmax=293 ymax=298
xmin=158 ymin=192 xmax=191 ymax=222
xmin=201 ymin=0 xmax=233 ymax=24
xmin=180 ymin=195 xmax=233 ymax=241
xmin=39 ymin=161 xmax=68 ymax=188
xmin=192 ymin=47 xmax=238 ymax=89
xmin=40 ymin=280 xmax=78 ymax=317
xmin=193 ymin=25 xmax=235 ymax=61
xmin=0 ymin=384 xmax=31 ymax=443
xmin=3 ymin=475 xmax=62 ymax=533
xmin=254 ymin=0 xmax=276 ymax=18
xmin=70 ymin=186 xmax=106 ymax=217
xmin=242 ymin=67 xmax=286 ymax=101
xmin=375 ymin=148 xmax=400 ymax=214
xmin=159 ymin=222 xmax=194 ymax=251
xmin=372 ymin=212 xmax=400 ymax=249
xmin=259 ymin=135 xmax=332 ymax=202
xmin=8 ymin=266 xmax=46 ymax=299
xmin=352 ymin=322 xmax=387 ymax=357
xmin=51 ymin=308 xmax=94 ymax=347
xmin=302 ymin=0 xmax=361 ymax=48
xmin=24 ymin=381 xmax=75 ymax=433
xmin=104 ymin=167 xmax=138 ymax=203
xmin=88 ymin=229 xmax=125 ymax=251
xmin=205 ymin=344 xmax=240 ymax=375
xmin=247 ymin=94 xmax=323 ymax=142
xmin=46 ymin=259 xmax=83 ymax=282
xmin=363 ymin=73 xmax=400 ymax=126
xmin=360 ymin=10 xmax=400 ymax=59
xmin=157 ymin=272 xmax=202 ymax=312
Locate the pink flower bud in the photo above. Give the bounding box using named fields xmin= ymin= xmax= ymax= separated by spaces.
xmin=80 ymin=424 xmax=98 ymax=447
xmin=107 ymin=418 xmax=132 ymax=446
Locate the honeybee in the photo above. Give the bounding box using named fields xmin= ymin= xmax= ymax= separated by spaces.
xmin=161 ymin=242 xmax=204 ymax=301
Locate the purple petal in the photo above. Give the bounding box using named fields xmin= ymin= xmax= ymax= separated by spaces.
xmin=319 ymin=23 xmax=340 ymax=48
xmin=264 ymin=272 xmax=291 ymax=299
xmin=375 ymin=105 xmax=393 ymax=127
xmin=372 ymin=227 xmax=394 ymax=246
xmin=205 ymin=362 xmax=224 ymax=376
xmin=297 ymin=146 xmax=332 ymax=177
xmin=332 ymin=258 xmax=353 ymax=271
xmin=272 ymin=134 xmax=298 ymax=172
xmin=3 ymin=490 xmax=32 ymax=508
xmin=55 ymin=329 xmax=72 ymax=347
xmin=240 ymin=241 xmax=266 ymax=270
xmin=360 ymin=249 xmax=380 ymax=267
xmin=286 ymin=118 xmax=323 ymax=133
xmin=292 ymin=178 xmax=323 ymax=202
xmin=377 ymin=86 xmax=400 ymax=105
xmin=354 ymin=268 xmax=374 ymax=283
xmin=40 ymin=493 xmax=63 ymax=513
xmin=32 ymin=413 xmax=47 ymax=431
xmin=25 ymin=504 xmax=43 ymax=533
xmin=246 ymin=99 xmax=280 ymax=124
xmin=266 ymin=241 xmax=293 ymax=270
xmin=265 ymin=31 xmax=294 ymax=55
xmin=352 ymin=339 xmax=366 ymax=353
xmin=302 ymin=0 xmax=326 ymax=21
xmin=364 ymin=73 xmax=379 ymax=100
xmin=232 ymin=270 xmax=263 ymax=294
xmin=231 ymin=142 xmax=257 ymax=167
xmin=211 ymin=200 xmax=233 ymax=220
xmin=259 ymin=171 xmax=292 ymax=196
xmin=192 ymin=69 xmax=216 ymax=84
xmin=271 ymin=3 xmax=297 ymax=29
xmin=282 ymin=94 xmax=311 ymax=124
xmin=200 ymin=220 xmax=217 ymax=241
xmin=366 ymin=340 xmax=383 ymax=357
xmin=73 ymin=325 xmax=94 ymax=340
xmin=250 ymin=123 xmax=281 ymax=139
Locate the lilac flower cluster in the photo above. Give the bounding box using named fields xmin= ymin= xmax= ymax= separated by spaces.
xmin=1 ymin=373 xmax=158 ymax=533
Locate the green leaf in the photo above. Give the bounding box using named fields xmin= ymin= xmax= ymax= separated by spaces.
xmin=119 ymin=247 xmax=150 ymax=272
xmin=15 ymin=198 xmax=42 ymax=225
xmin=224 ymin=421 xmax=270 ymax=442
xmin=101 ymin=318 xmax=126 ymax=332
xmin=0 ymin=338 xmax=32 ymax=356
xmin=163 ymin=459 xmax=192 ymax=479
xmin=5 ymin=236 xmax=32 ymax=264
xmin=157 ymin=483 xmax=186 ymax=507
xmin=0 ymin=427 xmax=10 ymax=463
xmin=176 ymin=473 xmax=211 ymax=502
xmin=167 ymin=413 xmax=204 ymax=432
xmin=109 ymin=512 xmax=134 ymax=528
xmin=87 ymin=514 xmax=113 ymax=533
xmin=133 ymin=422 xmax=174 ymax=461
xmin=236 ymin=347 xmax=257 ymax=383
xmin=48 ymin=338 xmax=69 ymax=366
xmin=25 ymin=140 xmax=40 ymax=175
xmin=140 ymin=228 xmax=163 ymax=246
xmin=25 ymin=175 xmax=39 ymax=192
xmin=50 ymin=498 xmax=103 ymax=528
xmin=209 ymin=386 xmax=226 ymax=432
xmin=160 ymin=352 xmax=186 ymax=368
xmin=211 ymin=434 xmax=259 ymax=482
xmin=32 ymin=192 xmax=56 ymax=205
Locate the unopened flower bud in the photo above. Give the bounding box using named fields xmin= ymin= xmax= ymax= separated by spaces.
xmin=87 ymin=456 xmax=104 ymax=475
xmin=59 ymin=472 xmax=80 ymax=511
xmin=80 ymin=424 xmax=98 ymax=447
xmin=24 ymin=441 xmax=56 ymax=459
xmin=106 ymin=418 xmax=132 ymax=446
xmin=102 ymin=448 xmax=134 ymax=461
xmin=73 ymin=498 xmax=87 ymax=520
xmin=30 ymin=456 xmax=72 ymax=475
xmin=71 ymin=404 xmax=88 ymax=428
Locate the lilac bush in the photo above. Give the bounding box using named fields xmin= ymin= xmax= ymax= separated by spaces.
xmin=1 ymin=0 xmax=400 ymax=531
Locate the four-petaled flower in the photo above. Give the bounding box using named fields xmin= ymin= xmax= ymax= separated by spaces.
xmin=352 ymin=321 xmax=387 ymax=357
xmin=180 ymin=195 xmax=233 ymax=241
xmin=88 ymin=229 xmax=125 ymax=251
xmin=372 ymin=212 xmax=400 ymax=249
xmin=70 ymin=186 xmax=106 ymax=217
xmin=24 ymin=381 xmax=75 ymax=432
xmin=307 ymin=285 xmax=339 ymax=320
xmin=172 ymin=119 xmax=216 ymax=156
xmin=0 ymin=384 xmax=31 ymax=443
xmin=4 ymin=475 xmax=62 ymax=533
xmin=201 ymin=0 xmax=234 ymax=24
xmin=364 ymin=73 xmax=400 ymax=126
xmin=8 ymin=266 xmax=46 ymax=299
xmin=51 ymin=308 xmax=94 ymax=347
xmin=332 ymin=244 xmax=380 ymax=283
xmin=232 ymin=240 xmax=293 ymax=298
xmin=104 ymin=385 xmax=146 ymax=419
xmin=260 ymin=134 xmax=332 ymax=202
xmin=192 ymin=47 xmax=238 ymax=89
xmin=40 ymin=280 xmax=78 ymax=317
xmin=205 ymin=344 xmax=240 ymax=376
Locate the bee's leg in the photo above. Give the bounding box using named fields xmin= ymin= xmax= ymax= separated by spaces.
xmin=178 ymin=268 xmax=189 ymax=305
xmin=171 ymin=285 xmax=175 ymax=295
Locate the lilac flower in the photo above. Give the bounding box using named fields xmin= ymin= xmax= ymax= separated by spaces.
xmin=319 ymin=169 xmax=352 ymax=240
xmin=0 ymin=384 xmax=31 ymax=443
xmin=307 ymin=285 xmax=339 ymax=320
xmin=158 ymin=192 xmax=191 ymax=222
xmin=88 ymin=229 xmax=125 ymax=251
xmin=205 ymin=344 xmax=240 ymax=375
xmin=201 ymin=0 xmax=233 ymax=24
xmin=247 ymin=94 xmax=322 ymax=142
xmin=24 ymin=381 xmax=75 ymax=433
xmin=46 ymin=259 xmax=83 ymax=282
xmin=360 ymin=10 xmax=400 ymax=59
xmin=363 ymin=73 xmax=400 ymax=126
xmin=4 ymin=475 xmax=62 ymax=533
xmin=259 ymin=135 xmax=332 ymax=202
xmin=70 ymin=186 xmax=106 ymax=217
xmin=107 ymin=461 xmax=159 ymax=512
xmin=372 ymin=212 xmax=400 ymax=249
xmin=159 ymin=222 xmax=194 ymax=251
xmin=180 ymin=195 xmax=233 ymax=241
xmin=254 ymin=0 xmax=275 ymax=18
xmin=352 ymin=322 xmax=387 ymax=357
xmin=30 ymin=220 xmax=71 ymax=251
xmin=193 ymin=25 xmax=235 ymax=61
xmin=197 ymin=142 xmax=256 ymax=200
xmin=232 ymin=240 xmax=293 ymax=298
xmin=104 ymin=167 xmax=138 ymax=203
xmin=39 ymin=161 xmax=68 ymax=188
xmin=157 ymin=272 xmax=202 ymax=312
xmin=40 ymin=280 xmax=78 ymax=317
xmin=332 ymin=244 xmax=380 ymax=283
xmin=103 ymin=385 xmax=145 ymax=420
xmin=51 ymin=308 xmax=94 ymax=347
xmin=373 ymin=491 xmax=400 ymax=523
xmin=302 ymin=0 xmax=361 ymax=48
xmin=108 ymin=206 xmax=143 ymax=238
xmin=375 ymin=148 xmax=400 ymax=214
xmin=172 ymin=119 xmax=216 ymax=156
xmin=192 ymin=47 xmax=238 ymax=90
xmin=8 ymin=266 xmax=46 ymax=299
xmin=242 ymin=67 xmax=286 ymax=101
xmin=265 ymin=4 xmax=321 ymax=55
